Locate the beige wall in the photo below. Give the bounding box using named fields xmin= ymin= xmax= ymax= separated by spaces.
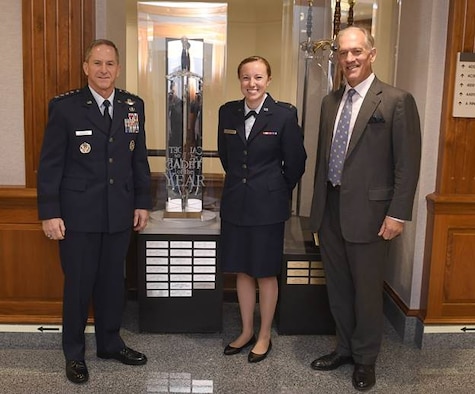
xmin=372 ymin=0 xmax=399 ymax=84
xmin=389 ymin=0 xmax=449 ymax=309
xmin=0 ymin=0 xmax=25 ymax=185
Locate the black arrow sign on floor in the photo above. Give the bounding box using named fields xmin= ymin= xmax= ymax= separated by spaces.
xmin=461 ymin=327 xmax=475 ymax=332
xmin=37 ymin=327 xmax=60 ymax=332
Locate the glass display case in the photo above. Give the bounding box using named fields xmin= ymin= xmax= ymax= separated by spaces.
xmin=137 ymin=1 xmax=227 ymax=218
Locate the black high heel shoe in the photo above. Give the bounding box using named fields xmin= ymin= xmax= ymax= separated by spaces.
xmin=248 ymin=340 xmax=272 ymax=363
xmin=224 ymin=335 xmax=256 ymax=355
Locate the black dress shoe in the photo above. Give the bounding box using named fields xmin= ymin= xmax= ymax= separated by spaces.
xmin=310 ymin=351 xmax=353 ymax=371
xmin=97 ymin=346 xmax=147 ymax=365
xmin=248 ymin=340 xmax=272 ymax=363
xmin=224 ymin=335 xmax=256 ymax=355
xmin=352 ymin=363 xmax=376 ymax=391
xmin=66 ymin=360 xmax=88 ymax=384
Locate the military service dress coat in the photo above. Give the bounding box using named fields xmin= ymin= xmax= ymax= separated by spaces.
xmin=218 ymin=94 xmax=307 ymax=227
xmin=37 ymin=87 xmax=152 ymax=232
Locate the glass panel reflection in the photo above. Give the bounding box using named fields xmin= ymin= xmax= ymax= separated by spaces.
xmin=137 ymin=2 xmax=227 ymax=215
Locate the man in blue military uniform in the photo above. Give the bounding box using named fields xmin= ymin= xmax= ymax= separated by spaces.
xmin=37 ymin=39 xmax=152 ymax=384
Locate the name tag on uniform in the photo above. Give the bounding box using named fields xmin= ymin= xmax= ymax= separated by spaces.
xmin=224 ymin=129 xmax=237 ymax=135
xmin=75 ymin=129 xmax=93 ymax=136
xmin=262 ymin=131 xmax=278 ymax=135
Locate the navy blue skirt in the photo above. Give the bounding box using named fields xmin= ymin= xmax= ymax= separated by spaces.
xmin=219 ymin=219 xmax=284 ymax=278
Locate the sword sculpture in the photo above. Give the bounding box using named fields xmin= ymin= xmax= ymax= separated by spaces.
xmin=164 ymin=37 xmax=204 ymax=219
xmin=299 ymin=0 xmax=356 ymax=93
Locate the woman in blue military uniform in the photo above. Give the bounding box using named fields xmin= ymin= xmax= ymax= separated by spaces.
xmin=218 ymin=56 xmax=307 ymax=362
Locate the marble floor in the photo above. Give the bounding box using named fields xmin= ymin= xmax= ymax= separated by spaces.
xmin=1 ymin=302 xmax=475 ymax=394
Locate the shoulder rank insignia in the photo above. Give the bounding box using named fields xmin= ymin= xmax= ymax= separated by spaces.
xmin=53 ymin=89 xmax=81 ymax=101
xmin=118 ymin=88 xmax=140 ymax=98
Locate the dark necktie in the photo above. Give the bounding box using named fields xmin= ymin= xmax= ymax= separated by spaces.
xmin=328 ymin=88 xmax=356 ymax=186
xmin=103 ymin=99 xmax=112 ymax=131
xmin=245 ymin=110 xmax=257 ymax=120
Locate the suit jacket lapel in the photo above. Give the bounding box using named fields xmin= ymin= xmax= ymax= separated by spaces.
xmin=247 ymin=95 xmax=272 ymax=143
xmin=231 ymin=101 xmax=247 ymax=143
xmin=111 ymin=89 xmax=126 ymax=136
xmin=82 ymin=87 xmax=108 ymax=134
xmin=324 ymin=88 xmax=345 ymax=162
xmin=346 ymin=79 xmax=382 ymax=157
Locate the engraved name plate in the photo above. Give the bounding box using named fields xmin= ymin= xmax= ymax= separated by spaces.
xmin=170 ymin=266 xmax=192 ymax=273
xmin=194 ymin=266 xmax=216 ymax=273
xmin=193 ymin=258 xmax=215 ymax=265
xmin=310 ymin=261 xmax=323 ymax=269
xmin=194 ymin=249 xmax=216 ymax=257
xmin=147 ymin=282 xmax=169 ymax=290
xmin=170 ymin=274 xmax=192 ymax=281
xmin=170 ymin=241 xmax=193 ymax=248
xmin=310 ymin=269 xmax=325 ymax=277
xmin=147 ymin=257 xmax=168 ymax=265
xmin=146 ymin=266 xmax=168 ymax=273
xmin=194 ymin=282 xmax=216 ymax=289
xmin=193 ymin=274 xmax=215 ymax=282
xmin=147 ymin=290 xmax=169 ymax=297
xmin=170 ymin=249 xmax=192 ymax=257
xmin=147 ymin=249 xmax=169 ymax=257
xmin=146 ymin=240 xmax=169 ymax=248
xmin=310 ymin=278 xmax=326 ymax=285
xmin=147 ymin=274 xmax=169 ymax=281
xmin=170 ymin=257 xmax=192 ymax=265
xmin=170 ymin=290 xmax=192 ymax=297
xmin=287 ymin=277 xmax=309 ymax=285
xmin=194 ymin=241 xmax=216 ymax=249
xmin=288 ymin=261 xmax=310 ymax=269
xmin=170 ymin=282 xmax=192 ymax=289
xmin=287 ymin=269 xmax=309 ymax=277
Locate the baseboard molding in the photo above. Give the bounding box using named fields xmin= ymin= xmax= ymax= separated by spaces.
xmin=383 ymin=284 xmax=475 ymax=349
xmin=383 ymin=284 xmax=420 ymax=346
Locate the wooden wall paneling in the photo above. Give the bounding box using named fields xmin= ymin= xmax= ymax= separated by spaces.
xmin=0 ymin=0 xmax=95 ymax=323
xmin=422 ymin=0 xmax=475 ymax=324
xmin=22 ymin=0 xmax=41 ymax=190
xmin=0 ymin=188 xmax=63 ymax=323
xmin=445 ymin=230 xmax=475 ymax=302
xmin=22 ymin=0 xmax=94 ymax=188
xmin=0 ymin=226 xmax=63 ymax=299
xmin=437 ymin=0 xmax=475 ymax=195
xmin=423 ymin=195 xmax=475 ymax=323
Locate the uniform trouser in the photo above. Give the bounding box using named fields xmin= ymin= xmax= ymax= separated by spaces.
xmin=59 ymin=229 xmax=131 ymax=361
xmin=318 ymin=184 xmax=389 ymax=365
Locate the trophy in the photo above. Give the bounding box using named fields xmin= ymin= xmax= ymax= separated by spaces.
xmin=164 ymin=37 xmax=204 ymax=219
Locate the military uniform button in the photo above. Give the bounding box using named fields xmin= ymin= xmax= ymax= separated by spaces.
xmin=109 ymin=179 xmax=114 ymax=184
xmin=109 ymin=137 xmax=114 ymax=143
xmin=109 ymin=157 xmax=113 ymax=163
xmin=242 ymin=164 xmax=247 ymax=169
xmin=242 ymin=178 xmax=247 ymax=183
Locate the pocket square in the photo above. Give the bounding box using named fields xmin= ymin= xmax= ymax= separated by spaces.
xmin=368 ymin=114 xmax=385 ymax=123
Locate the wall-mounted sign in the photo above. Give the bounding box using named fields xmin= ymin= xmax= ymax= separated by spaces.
xmin=453 ymin=52 xmax=475 ymax=118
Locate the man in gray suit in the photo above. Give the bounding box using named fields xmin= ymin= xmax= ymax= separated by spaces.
xmin=309 ymin=27 xmax=421 ymax=391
